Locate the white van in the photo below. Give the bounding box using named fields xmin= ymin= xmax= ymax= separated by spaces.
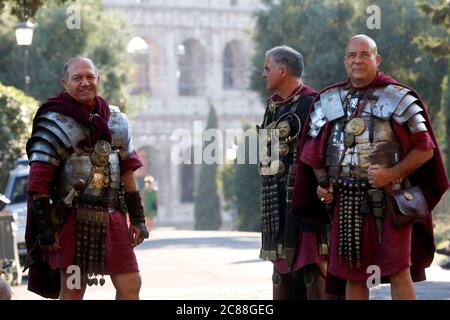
xmin=4 ymin=159 xmax=29 ymax=265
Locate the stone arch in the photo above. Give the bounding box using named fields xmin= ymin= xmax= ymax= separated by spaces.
xmin=177 ymin=39 xmax=207 ymax=96
xmin=222 ymin=39 xmax=248 ymax=90
xmin=127 ymin=36 xmax=160 ymax=95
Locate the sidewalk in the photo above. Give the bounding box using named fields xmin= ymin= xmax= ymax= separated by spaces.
xmin=9 ymin=227 xmax=450 ymax=300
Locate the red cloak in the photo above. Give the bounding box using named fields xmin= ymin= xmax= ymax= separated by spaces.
xmin=292 ymin=72 xmax=449 ymax=287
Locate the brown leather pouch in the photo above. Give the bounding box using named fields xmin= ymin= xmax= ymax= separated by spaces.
xmin=386 ymin=185 xmax=428 ymax=227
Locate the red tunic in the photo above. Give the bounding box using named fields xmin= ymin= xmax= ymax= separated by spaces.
xmin=264 ymin=84 xmax=326 ymax=274
xmin=301 ymin=101 xmax=436 ymax=281
xmin=274 ymin=229 xmax=326 ymax=273
xmin=27 ymin=152 xmax=143 ymax=275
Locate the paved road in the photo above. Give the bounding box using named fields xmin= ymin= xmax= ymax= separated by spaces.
xmin=9 ymin=228 xmax=450 ymax=300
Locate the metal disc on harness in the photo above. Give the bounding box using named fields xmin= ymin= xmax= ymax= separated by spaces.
xmin=279 ymin=142 xmax=289 ymax=157
xmin=270 ymin=160 xmax=285 ymax=176
xmin=345 ymin=117 xmax=366 ymax=136
xmin=276 ymin=121 xmax=291 ymax=139
xmin=91 ymin=140 xmax=111 ymax=167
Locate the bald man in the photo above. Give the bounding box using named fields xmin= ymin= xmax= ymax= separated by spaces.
xmin=0 ymin=269 xmax=12 ymax=300
xmin=25 ymin=56 xmax=149 ymax=300
xmin=296 ymin=34 xmax=448 ymax=299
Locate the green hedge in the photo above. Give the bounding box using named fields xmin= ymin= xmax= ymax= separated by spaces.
xmin=0 ymin=83 xmax=38 ymax=190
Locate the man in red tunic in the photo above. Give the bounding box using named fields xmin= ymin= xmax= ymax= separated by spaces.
xmin=298 ymin=35 xmax=449 ymax=299
xmin=25 ymin=57 xmax=149 ymax=299
xmin=259 ymin=46 xmax=336 ymax=299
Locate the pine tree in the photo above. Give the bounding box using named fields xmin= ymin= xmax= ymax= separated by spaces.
xmin=439 ymin=71 xmax=450 ymax=172
xmin=417 ymin=0 xmax=450 ymax=172
xmin=233 ymin=125 xmax=261 ymax=232
xmin=194 ymin=106 xmax=222 ymax=230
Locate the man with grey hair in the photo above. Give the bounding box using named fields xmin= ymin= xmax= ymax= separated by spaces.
xmin=0 ymin=268 xmax=12 ymax=300
xmin=25 ymin=56 xmax=149 ymax=300
xmin=259 ymin=45 xmax=334 ymax=299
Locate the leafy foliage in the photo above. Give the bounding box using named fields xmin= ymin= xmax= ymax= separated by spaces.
xmin=0 ymin=0 xmax=133 ymax=108
xmin=194 ymin=106 xmax=222 ymax=230
xmin=0 ymin=0 xmax=71 ymax=20
xmin=233 ymin=124 xmax=261 ymax=232
xmin=251 ymin=0 xmax=449 ymax=169
xmin=0 ymin=83 xmax=38 ymax=189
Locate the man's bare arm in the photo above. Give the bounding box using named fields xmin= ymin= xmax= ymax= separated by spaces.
xmin=368 ymin=148 xmax=433 ymax=188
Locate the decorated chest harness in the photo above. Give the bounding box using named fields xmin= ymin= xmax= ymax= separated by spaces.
xmin=27 ymin=106 xmax=134 ymax=285
xmin=308 ymin=84 xmax=428 ymax=268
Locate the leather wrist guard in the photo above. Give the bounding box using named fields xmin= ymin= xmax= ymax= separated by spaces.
xmin=125 ymin=191 xmax=149 ymax=239
xmin=32 ymin=197 xmax=55 ymax=246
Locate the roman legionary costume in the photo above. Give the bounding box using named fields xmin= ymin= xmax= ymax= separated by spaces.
xmin=298 ymin=72 xmax=449 ymax=283
xmin=259 ymin=84 xmax=333 ymax=299
xmin=25 ymin=92 xmax=148 ymax=298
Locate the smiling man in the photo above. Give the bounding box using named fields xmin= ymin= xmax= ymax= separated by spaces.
xmin=297 ymin=35 xmax=449 ymax=299
xmin=25 ymin=56 xmax=149 ymax=300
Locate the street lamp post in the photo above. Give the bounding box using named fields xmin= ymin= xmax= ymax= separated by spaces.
xmin=14 ymin=22 xmax=35 ymax=94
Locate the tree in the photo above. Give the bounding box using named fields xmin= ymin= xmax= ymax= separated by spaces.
xmin=0 ymin=0 xmax=70 ymax=20
xmin=194 ymin=106 xmax=222 ymax=230
xmin=0 ymin=0 xmax=133 ymax=108
xmin=218 ymin=162 xmax=235 ymax=209
xmin=251 ymin=0 xmax=448 ymax=119
xmin=416 ymin=0 xmax=450 ymax=172
xmin=356 ymin=0 xmax=448 ymax=121
xmin=416 ymin=0 xmax=450 ymax=57
xmin=0 ymin=83 xmax=38 ymax=189
xmin=233 ymin=125 xmax=261 ymax=232
xmin=249 ymin=0 xmax=450 ymax=224
xmin=251 ymin=0 xmax=356 ymax=99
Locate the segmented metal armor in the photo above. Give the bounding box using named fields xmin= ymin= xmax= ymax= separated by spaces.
xmin=26 ymin=105 xmax=135 ymax=285
xmin=308 ymin=84 xmax=428 ymax=268
xmin=259 ymin=89 xmax=310 ymax=264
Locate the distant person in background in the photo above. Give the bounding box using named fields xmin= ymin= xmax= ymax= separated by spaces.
xmin=143 ymin=175 xmax=158 ymax=231
xmin=0 ymin=268 xmax=12 ymax=300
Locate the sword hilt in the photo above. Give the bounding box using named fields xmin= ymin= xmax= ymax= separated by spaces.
xmin=63 ymin=179 xmax=85 ymax=207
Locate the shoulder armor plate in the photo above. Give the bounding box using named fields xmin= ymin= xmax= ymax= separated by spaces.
xmin=28 ymin=130 xmax=71 ymax=160
xmin=308 ymin=100 xmax=326 ymax=138
xmin=108 ymin=105 xmax=135 ymax=159
xmin=319 ymin=87 xmax=345 ymax=122
xmin=37 ymin=112 xmax=87 ymax=153
xmin=372 ymin=85 xmax=410 ymax=120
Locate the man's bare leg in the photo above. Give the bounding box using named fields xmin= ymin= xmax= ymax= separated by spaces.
xmin=145 ymin=217 xmax=153 ymax=232
xmin=346 ymin=280 xmax=369 ymax=300
xmin=0 ymin=279 xmax=11 ymax=300
xmin=304 ymin=261 xmax=339 ymax=300
xmin=111 ymin=272 xmax=141 ymax=300
xmin=390 ymin=268 xmax=416 ymax=300
xmin=59 ymin=268 xmax=87 ymax=300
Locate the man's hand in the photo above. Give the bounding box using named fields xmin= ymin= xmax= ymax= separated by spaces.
xmin=368 ymin=164 xmax=392 ymax=188
xmin=129 ymin=224 xmax=144 ymax=247
xmin=317 ymin=184 xmax=334 ymax=204
xmin=0 ymin=268 xmax=6 ymax=276
xmin=39 ymin=233 xmax=60 ymax=253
